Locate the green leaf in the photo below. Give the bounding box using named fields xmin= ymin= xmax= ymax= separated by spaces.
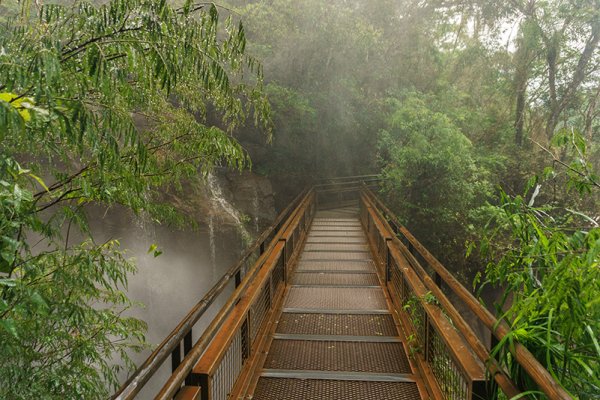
xmin=0 ymin=319 xmax=18 ymax=338
xmin=0 ymin=278 xmax=17 ymax=287
xmin=148 ymin=243 xmax=162 ymax=258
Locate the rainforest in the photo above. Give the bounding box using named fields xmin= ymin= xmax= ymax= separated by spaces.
xmin=0 ymin=1 xmax=598 ymax=399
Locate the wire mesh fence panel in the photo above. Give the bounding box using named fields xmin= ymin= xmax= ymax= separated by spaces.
xmin=427 ymin=322 xmax=469 ymax=400
xmin=211 ymin=329 xmax=243 ymax=400
xmin=250 ymin=282 xmax=271 ymax=342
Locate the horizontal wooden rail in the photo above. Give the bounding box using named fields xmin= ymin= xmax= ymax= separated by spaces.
xmin=362 ymin=187 xmax=572 ymax=400
xmin=361 ymin=191 xmax=521 ymax=398
xmin=388 ymin=243 xmax=487 ymax=398
xmin=361 ymin=196 xmax=488 ymax=399
xmin=112 ymin=187 xmax=311 ymax=400
xmin=155 ymin=190 xmax=315 ymax=400
xmin=192 ymin=241 xmax=286 ymax=400
xmin=193 ymin=241 xmax=285 ymax=376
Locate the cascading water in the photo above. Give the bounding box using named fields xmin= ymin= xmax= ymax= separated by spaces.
xmin=208 ymin=215 xmax=216 ymax=278
xmin=252 ymin=186 xmax=260 ymax=234
xmin=206 ymin=173 xmax=252 ymax=245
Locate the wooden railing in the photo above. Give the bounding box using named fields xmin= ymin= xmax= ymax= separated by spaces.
xmin=183 ymin=192 xmax=315 ymax=400
xmin=360 ymin=193 xmax=489 ymax=399
xmin=112 ymin=188 xmax=313 ymax=400
xmin=361 ymin=187 xmax=572 ymax=400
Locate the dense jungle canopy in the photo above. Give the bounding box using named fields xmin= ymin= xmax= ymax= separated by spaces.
xmin=0 ymin=0 xmax=598 ymax=399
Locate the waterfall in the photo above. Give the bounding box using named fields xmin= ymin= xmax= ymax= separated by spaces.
xmin=206 ymin=173 xmax=252 ymax=245
xmin=208 ymin=215 xmax=216 ymax=277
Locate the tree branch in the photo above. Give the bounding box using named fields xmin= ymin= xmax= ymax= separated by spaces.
xmin=530 ymin=138 xmax=600 ymax=190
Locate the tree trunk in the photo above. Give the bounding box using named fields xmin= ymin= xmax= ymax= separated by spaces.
xmin=545 ymin=18 xmax=600 ymax=139
xmin=513 ymin=20 xmax=535 ymax=146
xmin=544 ymin=33 xmax=560 ymax=139
xmin=584 ymin=86 xmax=600 ymax=141
xmin=515 ymin=87 xmax=527 ymax=146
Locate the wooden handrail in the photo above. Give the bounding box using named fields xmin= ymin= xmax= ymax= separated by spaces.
xmin=362 ymin=196 xmax=488 ymax=397
xmin=389 ymin=244 xmax=485 ymax=381
xmin=361 ymin=191 xmax=521 ymax=396
xmin=154 ymin=190 xmax=315 ymax=400
xmin=362 ymin=188 xmax=573 ymax=400
xmin=193 ymin=241 xmax=285 ymax=376
xmin=112 ymin=187 xmax=311 ymax=400
xmin=192 ymin=192 xmax=313 ymax=381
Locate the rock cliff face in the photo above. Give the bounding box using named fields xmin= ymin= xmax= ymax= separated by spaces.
xmin=159 ymin=168 xmax=276 ymax=238
xmin=223 ymin=170 xmax=277 ymax=232
xmin=97 ymin=169 xmax=276 ymax=395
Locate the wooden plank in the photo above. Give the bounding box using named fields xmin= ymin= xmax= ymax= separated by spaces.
xmin=174 ymin=386 xmax=200 ymax=400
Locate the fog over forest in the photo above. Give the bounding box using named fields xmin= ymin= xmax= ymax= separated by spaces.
xmin=0 ymin=1 xmax=598 ymax=399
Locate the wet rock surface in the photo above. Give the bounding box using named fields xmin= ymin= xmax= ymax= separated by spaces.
xmin=224 ymin=170 xmax=277 ymax=229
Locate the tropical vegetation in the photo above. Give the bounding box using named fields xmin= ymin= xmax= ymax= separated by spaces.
xmin=0 ymin=0 xmax=268 ymax=398
xmin=0 ymin=0 xmax=598 ymax=398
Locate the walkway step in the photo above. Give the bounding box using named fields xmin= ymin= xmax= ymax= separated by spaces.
xmin=312 ymin=220 xmax=361 ymax=225
xmin=310 ymin=226 xmax=364 ymax=231
xmin=285 ymin=287 xmax=387 ymax=310
xmin=291 ymin=272 xmax=379 ymax=286
xmin=264 ymin=339 xmax=412 ymax=373
xmin=273 ymin=333 xmax=402 ymax=342
xmin=304 ymin=243 xmax=369 ymax=252
xmin=276 ymin=313 xmax=398 ymax=336
xmin=305 ymin=237 xmax=366 ymax=243
xmin=282 ymin=308 xmax=390 ymax=314
xmin=307 ymin=231 xmax=366 ymax=237
xmin=261 ymin=370 xmax=415 ymax=382
xmin=253 ymin=377 xmax=421 ymax=400
xmin=296 ymin=260 xmax=376 ymax=273
xmin=300 ymin=251 xmax=371 ymax=261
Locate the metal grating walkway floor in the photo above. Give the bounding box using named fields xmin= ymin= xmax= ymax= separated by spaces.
xmin=251 ymin=207 xmax=425 ymax=400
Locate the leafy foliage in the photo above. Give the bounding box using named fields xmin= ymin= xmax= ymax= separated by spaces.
xmin=378 ymin=93 xmax=496 ymax=273
xmin=228 ymin=0 xmax=389 ymax=187
xmin=0 ymin=0 xmax=269 ymax=398
xmin=477 ymin=134 xmax=600 ymax=399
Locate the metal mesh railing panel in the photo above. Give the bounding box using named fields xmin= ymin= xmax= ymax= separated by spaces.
xmin=212 ymin=329 xmax=243 ymax=400
xmin=428 ymin=322 xmax=469 ymax=400
xmin=250 ymin=282 xmax=271 ymax=341
xmin=407 ymin=297 xmax=427 ymax=350
xmin=390 ymin=258 xmax=404 ymax=306
xmin=241 ymin=318 xmax=250 ymax=363
xmin=271 ymin=255 xmax=285 ymax=295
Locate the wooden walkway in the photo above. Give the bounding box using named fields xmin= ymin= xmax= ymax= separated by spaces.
xmin=117 ymin=182 xmax=568 ymax=400
xmin=248 ymin=206 xmax=427 ymax=399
